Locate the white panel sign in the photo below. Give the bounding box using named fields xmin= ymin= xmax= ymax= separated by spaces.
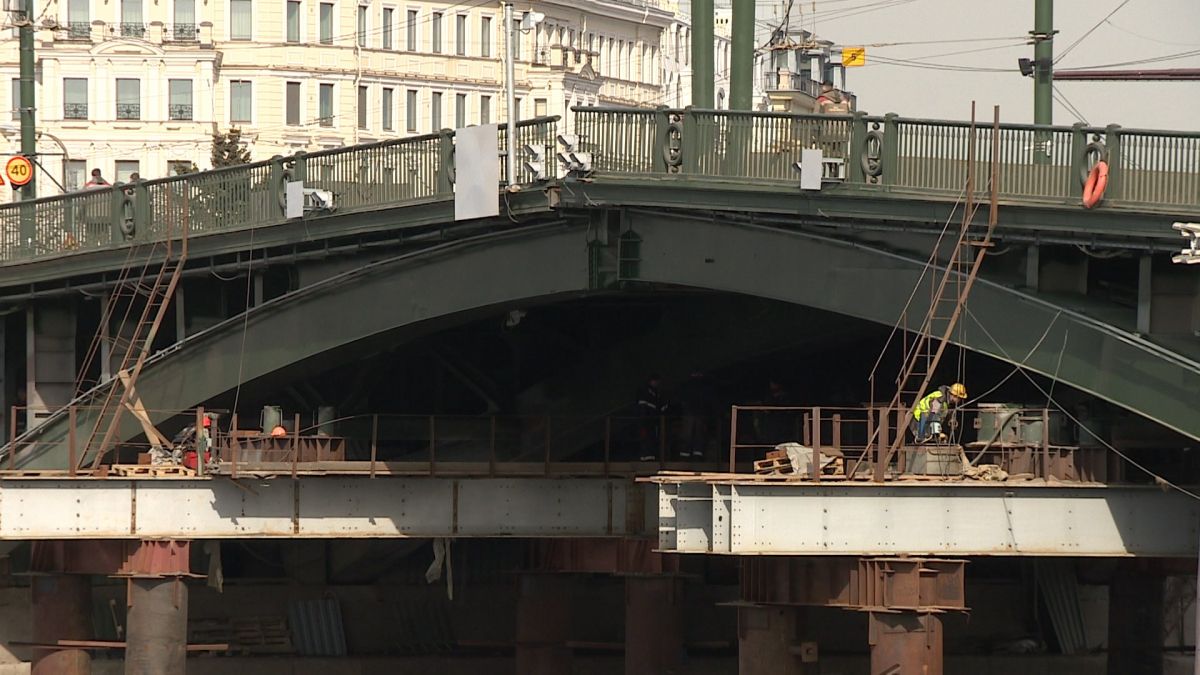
xmin=454 ymin=124 xmax=500 ymax=222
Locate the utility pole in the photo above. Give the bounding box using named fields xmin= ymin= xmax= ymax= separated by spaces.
xmin=691 ymin=0 xmax=714 ymax=108
xmin=17 ymin=0 xmax=36 ymax=200
xmin=729 ymin=0 xmax=754 ymax=110
xmin=503 ymin=2 xmax=517 ymax=189
xmin=1032 ymin=0 xmax=1054 ymax=125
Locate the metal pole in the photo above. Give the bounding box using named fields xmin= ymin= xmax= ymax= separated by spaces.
xmin=1033 ymin=0 xmax=1054 ymax=125
xmin=729 ymin=0 xmax=754 ymax=110
xmin=37 ymin=132 xmax=70 ymax=193
xmin=504 ymin=3 xmax=518 ymax=188
xmin=691 ymin=0 xmax=714 ymax=108
xmin=18 ymin=0 xmax=36 ymax=201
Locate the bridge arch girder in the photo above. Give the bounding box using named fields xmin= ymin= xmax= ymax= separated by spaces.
xmin=14 ymin=217 xmax=1200 ymax=469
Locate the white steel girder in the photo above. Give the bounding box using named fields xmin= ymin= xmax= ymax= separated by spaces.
xmin=657 ymin=482 xmax=1200 ymax=557
xmin=0 ymin=477 xmax=653 ymax=539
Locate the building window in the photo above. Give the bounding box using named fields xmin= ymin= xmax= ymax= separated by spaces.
xmin=168 ymin=79 xmax=193 ymax=120
xmin=430 ymin=91 xmax=441 ymax=130
xmin=455 ymin=14 xmax=466 ymax=55
xmin=455 ymin=93 xmax=466 ymax=128
xmin=513 ymin=22 xmax=521 ymax=60
xmin=357 ymin=86 xmax=368 ymax=129
xmin=382 ymin=7 xmax=393 ymax=49
xmin=230 ymin=0 xmax=251 ymax=39
xmin=286 ymin=81 xmax=301 ymax=125
xmin=120 ymin=0 xmax=145 ymax=36
xmin=405 ymin=9 xmax=416 ymax=50
xmin=382 ymin=87 xmax=394 ymax=130
xmin=67 ymin=0 xmax=89 ymax=38
xmin=357 ymin=4 xmax=367 ymax=46
xmin=479 ymin=95 xmax=490 ymax=124
xmin=480 ymin=16 xmax=490 ymax=57
xmin=172 ymin=0 xmax=197 ymax=40
xmin=513 ymin=97 xmax=521 ymax=121
xmin=116 ymin=160 xmax=139 ymax=184
xmin=230 ymin=80 xmax=252 ymax=123
xmin=405 ymin=89 xmax=417 ymax=131
xmin=431 ymin=12 xmax=441 ymax=53
xmin=319 ymin=83 xmax=333 ymax=126
xmin=534 ymin=98 xmax=546 ymax=117
xmin=116 ymin=78 xmax=140 ymax=120
xmin=286 ymin=0 xmax=300 ymax=41
xmin=10 ymin=79 xmax=18 ymax=121
xmin=319 ymin=2 xmax=334 ymax=43
xmin=66 ymin=160 xmax=87 ymax=191
xmin=63 ymin=78 xmax=88 ymax=120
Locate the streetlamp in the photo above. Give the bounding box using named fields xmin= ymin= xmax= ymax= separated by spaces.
xmin=0 ymin=123 xmax=72 ymax=193
xmin=503 ymin=4 xmax=542 ymax=191
xmin=1172 ymin=222 xmax=1200 ymax=264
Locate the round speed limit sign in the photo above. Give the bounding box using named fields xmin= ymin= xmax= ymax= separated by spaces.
xmin=5 ymin=156 xmax=33 ymax=186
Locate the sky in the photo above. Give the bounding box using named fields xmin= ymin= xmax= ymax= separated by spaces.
xmin=757 ymin=0 xmax=1200 ymax=131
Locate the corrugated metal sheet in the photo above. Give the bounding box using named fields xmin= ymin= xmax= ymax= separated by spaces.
xmin=287 ymin=596 xmax=347 ymax=657
xmin=1036 ymin=559 xmax=1088 ymax=655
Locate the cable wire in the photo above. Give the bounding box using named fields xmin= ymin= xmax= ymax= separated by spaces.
xmin=1055 ymin=0 xmax=1131 ymax=65
xmin=964 ymin=305 xmax=1200 ymax=501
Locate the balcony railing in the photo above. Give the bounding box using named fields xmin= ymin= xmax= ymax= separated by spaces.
xmin=64 ymin=22 xmax=91 ymax=39
xmin=164 ymin=23 xmax=198 ymax=41
xmin=168 ymin=103 xmax=193 ymax=121
xmin=762 ymin=71 xmax=822 ymax=97
xmin=63 ymin=103 xmax=88 ymax=120
xmin=116 ymin=103 xmax=141 ymax=120
xmin=116 ymin=22 xmax=147 ymax=38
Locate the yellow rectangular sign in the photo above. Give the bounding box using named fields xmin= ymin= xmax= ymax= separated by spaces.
xmin=842 ymin=47 xmax=866 ymax=67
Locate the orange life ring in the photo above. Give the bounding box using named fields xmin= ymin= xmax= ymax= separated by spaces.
xmin=1083 ymin=160 xmax=1108 ymax=209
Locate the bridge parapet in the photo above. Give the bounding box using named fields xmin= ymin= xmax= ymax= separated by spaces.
xmin=573 ymin=106 xmax=1200 ymax=212
xmin=0 ymin=117 xmax=559 ymax=266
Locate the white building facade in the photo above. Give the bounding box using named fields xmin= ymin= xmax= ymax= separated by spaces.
xmin=0 ymin=0 xmax=672 ymax=192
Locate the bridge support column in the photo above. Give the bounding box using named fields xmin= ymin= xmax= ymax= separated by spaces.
xmin=31 ymin=573 xmax=92 ymax=675
xmin=868 ymin=611 xmax=943 ymax=675
xmin=1107 ymin=562 xmax=1164 ymax=675
xmin=516 ymin=573 xmax=573 ymax=675
xmin=737 ymin=606 xmax=808 ymax=675
xmin=26 ymin=301 xmax=76 ymax=433
xmin=625 ymin=576 xmax=685 ymax=675
xmin=126 ymin=578 xmax=188 ymax=675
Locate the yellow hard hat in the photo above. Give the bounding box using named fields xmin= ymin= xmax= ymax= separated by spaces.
xmin=949 ymin=383 xmax=967 ymax=399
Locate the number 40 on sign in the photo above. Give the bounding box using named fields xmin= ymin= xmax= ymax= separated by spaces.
xmin=5 ymin=156 xmax=33 ymax=187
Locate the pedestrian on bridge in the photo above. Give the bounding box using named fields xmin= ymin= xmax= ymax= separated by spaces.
xmin=83 ymin=168 xmax=109 ymax=188
xmin=816 ymin=82 xmax=852 ymax=115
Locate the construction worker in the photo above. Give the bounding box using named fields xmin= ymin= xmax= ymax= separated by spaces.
xmin=911 ymin=383 xmax=967 ymax=443
xmin=270 ymin=425 xmax=287 ymax=437
xmin=677 ymin=369 xmax=717 ymax=460
xmin=637 ymin=375 xmax=666 ymax=461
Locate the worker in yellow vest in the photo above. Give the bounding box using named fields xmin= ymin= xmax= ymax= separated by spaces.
xmin=911 ymin=383 xmax=967 ymax=443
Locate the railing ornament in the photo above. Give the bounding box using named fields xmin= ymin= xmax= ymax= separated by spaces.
xmin=663 ymin=113 xmax=683 ymax=173
xmin=1081 ymin=133 xmax=1106 ymax=187
xmin=862 ymin=121 xmax=884 ymax=180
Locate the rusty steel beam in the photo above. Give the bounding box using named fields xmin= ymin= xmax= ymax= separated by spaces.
xmin=536 ymin=539 xmax=680 ymax=575
xmin=1055 ymin=68 xmax=1200 ymax=80
xmin=741 ymin=557 xmax=968 ymax=612
xmin=30 ymin=540 xmax=192 ymax=576
xmin=625 ymin=576 xmax=685 ymax=675
xmin=869 ymin=611 xmax=944 ymax=675
xmin=31 ymin=574 xmax=92 ymax=675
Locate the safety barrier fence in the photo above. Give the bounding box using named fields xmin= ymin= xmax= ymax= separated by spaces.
xmin=1 ymin=109 xmax=1195 ymax=268
xmin=4 ymin=408 xmax=730 ymax=478
xmin=0 ymin=117 xmax=560 ymax=264
xmin=573 ymin=106 xmax=1200 ymax=210
xmin=727 ymin=404 xmax=1109 ymax=483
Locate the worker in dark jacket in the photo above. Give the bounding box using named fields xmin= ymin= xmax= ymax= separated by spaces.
xmin=677 ymin=370 xmax=717 ymax=459
xmin=637 ymin=375 xmax=667 ymax=461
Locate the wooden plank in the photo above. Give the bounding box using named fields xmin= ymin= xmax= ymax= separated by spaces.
xmin=11 ymin=640 xmax=228 ymax=651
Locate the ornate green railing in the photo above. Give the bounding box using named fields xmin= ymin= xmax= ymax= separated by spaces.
xmin=0 ymin=116 xmax=560 ymax=265
xmin=1 ymin=108 xmax=1196 ymax=268
xmin=574 ymin=106 xmax=1200 ymax=211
